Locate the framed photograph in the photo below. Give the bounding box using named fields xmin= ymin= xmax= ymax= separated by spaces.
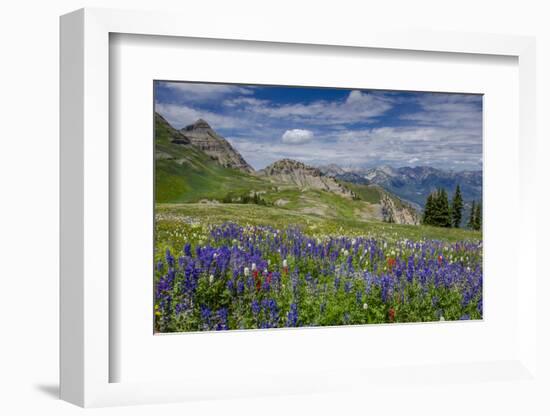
xmin=60 ymin=8 xmax=538 ymax=408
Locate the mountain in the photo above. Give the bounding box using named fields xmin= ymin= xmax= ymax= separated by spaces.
xmin=155 ymin=114 xmax=419 ymax=225
xmin=155 ymin=112 xmax=191 ymax=147
xmin=178 ymin=119 xmax=253 ymax=173
xmin=259 ymin=159 xmax=419 ymax=225
xmin=258 ymin=159 xmax=354 ymax=199
xmin=317 ymin=163 xmax=347 ymax=177
xmin=324 ymin=165 xmax=482 ymax=209
xmin=155 ymin=113 xmax=264 ymax=202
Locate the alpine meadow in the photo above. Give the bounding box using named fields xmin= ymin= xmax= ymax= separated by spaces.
xmin=154 ymin=81 xmax=483 ymax=333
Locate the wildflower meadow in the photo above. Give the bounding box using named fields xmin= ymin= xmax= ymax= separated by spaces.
xmin=154 ymin=218 xmax=482 ymax=332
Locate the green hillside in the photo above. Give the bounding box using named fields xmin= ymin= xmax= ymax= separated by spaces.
xmin=155 ymin=115 xmax=268 ymax=202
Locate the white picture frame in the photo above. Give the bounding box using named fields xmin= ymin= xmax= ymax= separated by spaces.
xmin=60 ymin=7 xmax=538 ymax=408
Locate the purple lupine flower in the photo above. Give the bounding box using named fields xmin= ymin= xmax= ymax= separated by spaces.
xmin=286 ymin=303 xmax=298 ymax=327
xmin=216 ymin=308 xmax=228 ymax=330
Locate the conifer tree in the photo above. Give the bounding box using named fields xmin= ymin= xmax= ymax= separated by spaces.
xmin=473 ymin=200 xmax=482 ymax=231
xmin=423 ymin=193 xmax=435 ymax=225
xmin=433 ymin=188 xmax=451 ymax=227
xmin=467 ymin=200 xmax=476 ymax=229
xmin=451 ymin=185 xmax=464 ymax=228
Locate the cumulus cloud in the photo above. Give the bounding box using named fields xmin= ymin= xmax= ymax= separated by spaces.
xmin=281 ymin=129 xmax=314 ymax=144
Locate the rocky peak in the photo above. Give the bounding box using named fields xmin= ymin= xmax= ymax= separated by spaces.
xmin=177 ymin=119 xmax=253 ymax=173
xmin=318 ymin=163 xmax=346 ymax=177
xmin=263 ymin=159 xmax=322 ymax=177
xmin=380 ymin=193 xmax=419 ymax=225
xmin=184 ymin=118 xmax=211 ymax=131
xmin=260 ymin=159 xmax=354 ymax=198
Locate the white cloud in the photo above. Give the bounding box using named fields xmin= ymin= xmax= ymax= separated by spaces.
xmin=401 ymin=93 xmax=482 ymax=131
xmin=223 ymin=90 xmax=394 ymax=126
xmin=159 ymin=82 xmax=252 ymax=102
xmin=155 ymin=103 xmax=244 ymax=130
xmin=281 ymin=129 xmax=314 ymax=144
xmin=222 ymin=97 xmax=269 ymax=107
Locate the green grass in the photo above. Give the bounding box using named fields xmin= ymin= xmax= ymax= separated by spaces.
xmin=345 ymin=182 xmax=384 ymax=204
xmin=156 ymin=203 xmax=482 ymax=256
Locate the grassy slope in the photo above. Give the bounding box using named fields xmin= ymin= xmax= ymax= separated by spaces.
xmin=344 ymin=182 xmax=383 ymax=204
xmin=156 ymin=203 xmax=481 ymax=249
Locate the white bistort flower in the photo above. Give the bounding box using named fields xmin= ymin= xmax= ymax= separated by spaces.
xmin=363 ymin=303 xmax=368 ymax=311
xmin=244 ymin=267 xmax=250 ymax=277
xmin=283 ymin=259 xmax=288 ymax=268
xmin=251 ymin=263 xmax=257 ymax=271
xmin=209 ymin=274 xmax=214 ymax=284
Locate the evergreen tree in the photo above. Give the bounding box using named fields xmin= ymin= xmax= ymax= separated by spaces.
xmin=473 ymin=200 xmax=482 ymax=231
xmin=423 ymin=189 xmax=452 ymax=227
xmin=451 ymin=185 xmax=464 ymax=228
xmin=467 ymin=200 xmax=476 ymax=229
xmin=423 ymin=193 xmax=435 ymax=225
xmin=432 ymin=188 xmax=451 ymax=227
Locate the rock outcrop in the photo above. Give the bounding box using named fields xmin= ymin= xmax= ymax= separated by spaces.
xmin=178 ymin=119 xmax=253 ymax=173
xmin=380 ymin=193 xmax=419 ymax=225
xmin=259 ymin=159 xmax=354 ymax=198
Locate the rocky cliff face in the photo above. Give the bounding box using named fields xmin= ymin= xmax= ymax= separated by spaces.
xmin=178 ymin=119 xmax=253 ymax=173
xmin=259 ymin=159 xmax=354 ymax=198
xmin=380 ymin=193 xmax=419 ymax=225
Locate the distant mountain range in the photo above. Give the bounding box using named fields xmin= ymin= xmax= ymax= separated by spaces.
xmin=319 ymin=164 xmax=482 ymax=209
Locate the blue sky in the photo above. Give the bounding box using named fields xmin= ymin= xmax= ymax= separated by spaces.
xmin=155 ymin=81 xmax=483 ymax=171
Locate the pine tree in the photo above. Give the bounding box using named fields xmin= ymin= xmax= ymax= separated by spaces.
xmin=451 ymin=185 xmax=464 ymax=228
xmin=473 ymin=200 xmax=482 ymax=231
xmin=423 ymin=193 xmax=435 ymax=225
xmin=467 ymin=200 xmax=476 ymax=229
xmin=432 ymin=188 xmax=451 ymax=227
